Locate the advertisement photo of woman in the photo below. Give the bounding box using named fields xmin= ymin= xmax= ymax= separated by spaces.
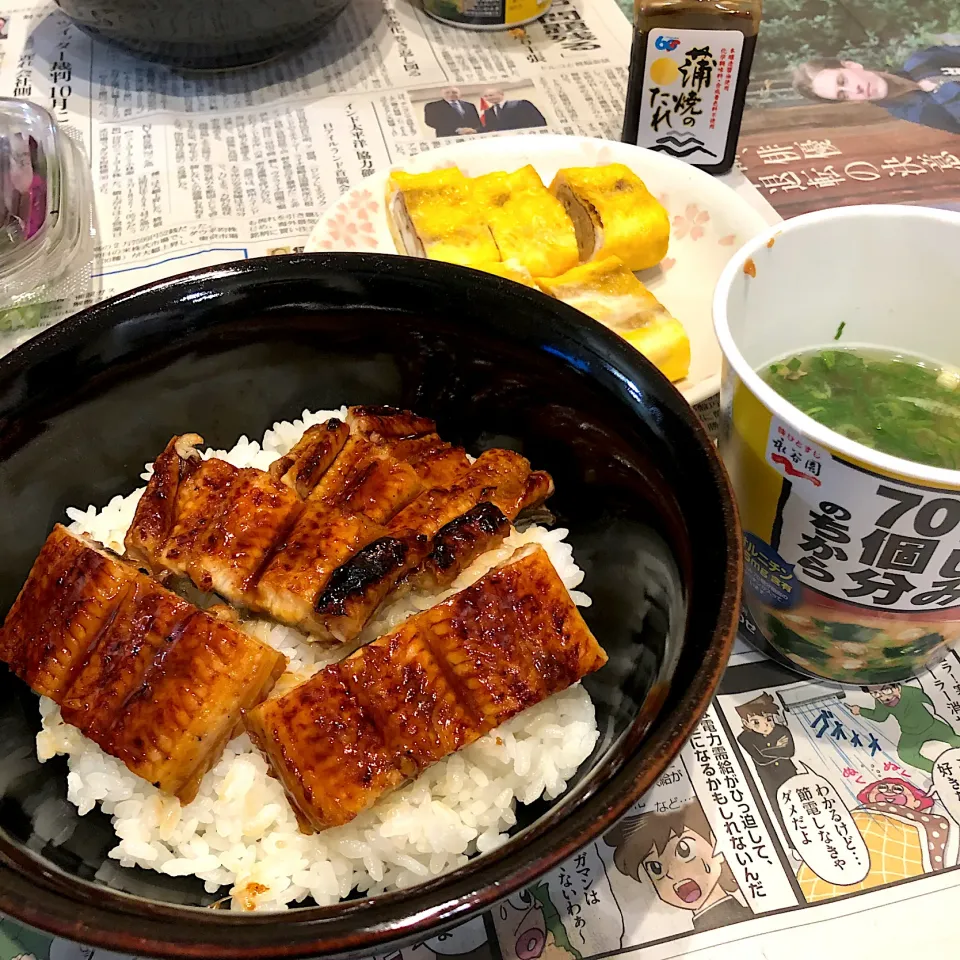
xmin=793 ymin=46 xmax=960 ymax=134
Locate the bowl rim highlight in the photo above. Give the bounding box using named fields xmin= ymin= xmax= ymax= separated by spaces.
xmin=713 ymin=203 xmax=960 ymax=488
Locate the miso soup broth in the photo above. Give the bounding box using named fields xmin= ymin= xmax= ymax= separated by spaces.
xmin=761 ymin=346 xmax=960 ymax=470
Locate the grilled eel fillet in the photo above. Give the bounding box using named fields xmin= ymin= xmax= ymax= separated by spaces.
xmin=245 ymin=544 xmax=606 ymax=831
xmin=0 ymin=525 xmax=286 ymax=802
xmin=124 ymin=407 xmax=474 ymax=636
xmin=267 ymin=416 xmax=467 ymax=502
xmin=314 ymin=450 xmax=554 ymax=642
xmin=125 ymin=406 xmax=554 ymax=642
xmin=125 ymin=407 xmax=452 ymax=568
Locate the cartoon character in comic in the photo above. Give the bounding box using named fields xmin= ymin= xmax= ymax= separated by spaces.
xmin=0 ymin=920 xmax=49 ymax=960
xmin=0 ymin=926 xmax=140 ymax=960
xmin=850 ymin=683 xmax=960 ymax=774
xmin=734 ymin=693 xmax=799 ymax=845
xmin=415 ymin=918 xmax=494 ymax=960
xmin=796 ymin=773 xmax=951 ymax=903
xmin=493 ymin=885 xmax=582 ymax=960
xmin=857 ymin=777 xmax=934 ymax=811
xmin=604 ymin=800 xmax=750 ymax=933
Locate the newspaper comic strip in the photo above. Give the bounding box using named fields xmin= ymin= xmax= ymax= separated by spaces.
xmin=715 ymin=656 xmax=960 ymax=903
xmin=344 ymin=649 xmax=960 ymax=960
xmin=489 ymin=652 xmax=960 ymax=960
xmin=21 ymin=652 xmax=960 ymax=960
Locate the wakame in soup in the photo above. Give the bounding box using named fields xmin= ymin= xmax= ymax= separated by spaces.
xmin=762 ymin=347 xmax=960 ymax=470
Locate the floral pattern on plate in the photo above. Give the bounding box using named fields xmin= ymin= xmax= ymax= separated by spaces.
xmin=312 ymin=207 xmax=379 ymax=251
xmin=673 ymin=204 xmax=711 ymax=241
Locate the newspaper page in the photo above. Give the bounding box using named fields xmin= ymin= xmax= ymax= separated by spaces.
xmin=7 ymin=2 xmax=960 ymax=959
xmin=0 ymin=0 xmax=775 ymax=439
xmin=0 ymin=0 xmax=639 ymax=329
xmin=739 ymin=1 xmax=960 ymax=217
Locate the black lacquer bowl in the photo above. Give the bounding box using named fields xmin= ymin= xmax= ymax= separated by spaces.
xmin=0 ymin=254 xmax=740 ymax=958
xmin=54 ymin=0 xmax=348 ymax=69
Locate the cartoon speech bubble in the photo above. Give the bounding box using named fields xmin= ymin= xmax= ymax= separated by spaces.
xmin=777 ymin=763 xmax=870 ymax=885
xmin=540 ymin=844 xmax=625 ymax=956
xmin=932 ymin=746 xmax=960 ymax=827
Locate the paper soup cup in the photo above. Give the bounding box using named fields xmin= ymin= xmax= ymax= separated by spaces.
xmin=713 ymin=205 xmax=960 ymax=684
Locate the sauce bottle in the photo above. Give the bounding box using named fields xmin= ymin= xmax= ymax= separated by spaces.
xmin=622 ymin=0 xmax=761 ymax=175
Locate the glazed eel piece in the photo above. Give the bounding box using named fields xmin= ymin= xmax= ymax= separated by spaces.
xmin=125 ymin=407 xmax=456 ymax=572
xmin=313 ymin=449 xmax=554 ymax=642
xmin=123 ymin=407 xmax=474 ymax=637
xmin=245 ymin=544 xmax=606 ymax=831
xmin=124 ymin=406 xmax=554 ymax=643
xmin=0 ymin=525 xmax=286 ymax=802
xmin=268 ymin=417 xmax=469 ymax=504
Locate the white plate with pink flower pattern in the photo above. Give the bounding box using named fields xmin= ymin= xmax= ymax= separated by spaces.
xmin=305 ymin=135 xmax=770 ymax=406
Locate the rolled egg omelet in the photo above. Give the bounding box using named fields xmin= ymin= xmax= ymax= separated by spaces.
xmin=536 ymin=256 xmax=689 ymax=382
xmin=386 ymin=167 xmax=499 ymax=267
xmin=472 ymin=259 xmax=538 ymax=287
xmin=470 ymin=166 xmax=580 ymax=278
xmin=549 ymin=163 xmax=670 ymax=272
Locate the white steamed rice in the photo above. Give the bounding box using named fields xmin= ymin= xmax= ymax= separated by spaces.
xmin=36 ymin=408 xmax=600 ymax=911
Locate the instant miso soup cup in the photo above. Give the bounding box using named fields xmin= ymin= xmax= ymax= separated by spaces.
xmin=714 ymin=205 xmax=960 ymax=684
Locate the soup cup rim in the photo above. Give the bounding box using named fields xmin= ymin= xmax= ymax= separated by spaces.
xmin=713 ymin=203 xmax=960 ymax=488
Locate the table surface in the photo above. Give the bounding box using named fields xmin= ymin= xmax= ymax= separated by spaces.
xmin=1 ymin=1 xmax=960 ymax=959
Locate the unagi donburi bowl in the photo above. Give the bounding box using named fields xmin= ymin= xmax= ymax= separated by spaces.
xmin=0 ymin=253 xmax=739 ymax=958
xmin=714 ymin=204 xmax=960 ymax=685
